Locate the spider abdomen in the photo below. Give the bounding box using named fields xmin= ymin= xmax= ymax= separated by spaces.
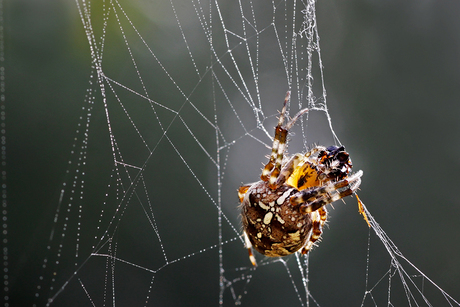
xmin=241 ymin=181 xmax=312 ymax=257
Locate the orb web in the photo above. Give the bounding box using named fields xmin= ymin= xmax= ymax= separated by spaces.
xmin=25 ymin=0 xmax=460 ymax=306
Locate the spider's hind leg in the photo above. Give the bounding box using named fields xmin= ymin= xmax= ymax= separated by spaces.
xmin=244 ymin=231 xmax=257 ymax=266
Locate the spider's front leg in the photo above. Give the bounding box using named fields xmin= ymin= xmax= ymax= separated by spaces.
xmin=260 ymin=92 xmax=291 ymax=183
xmin=260 ymin=92 xmax=309 ymax=189
xmin=290 ymin=170 xmax=363 ymax=214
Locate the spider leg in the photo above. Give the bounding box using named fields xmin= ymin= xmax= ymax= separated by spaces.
xmin=269 ymin=105 xmax=309 ymax=189
xmin=290 ymin=170 xmax=363 ymax=214
xmin=268 ymin=125 xmax=288 ymax=187
xmin=301 ymin=207 xmax=327 ymax=254
xmin=260 ymin=92 xmax=309 ymax=189
xmin=285 ymin=107 xmax=310 ymax=130
xmin=261 ymin=92 xmax=290 ymax=181
xmin=273 ymin=153 xmax=304 ymax=187
xmin=244 ymin=231 xmax=257 ymax=266
xmin=318 ymin=207 xmax=328 ymax=223
xmin=238 ymin=183 xmax=254 ymax=203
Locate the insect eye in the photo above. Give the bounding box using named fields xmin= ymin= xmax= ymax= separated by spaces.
xmin=336 ymin=151 xmax=349 ymax=163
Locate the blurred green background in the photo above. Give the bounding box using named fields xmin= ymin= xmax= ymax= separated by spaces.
xmin=8 ymin=0 xmax=460 ymax=306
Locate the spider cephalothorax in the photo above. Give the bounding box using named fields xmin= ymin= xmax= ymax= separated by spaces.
xmin=238 ymin=92 xmax=363 ymax=265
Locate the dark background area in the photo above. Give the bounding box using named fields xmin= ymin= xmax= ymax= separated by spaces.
xmin=7 ymin=0 xmax=460 ymax=306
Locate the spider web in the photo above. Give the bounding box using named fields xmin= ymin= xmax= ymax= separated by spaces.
xmin=9 ymin=0 xmax=459 ymax=306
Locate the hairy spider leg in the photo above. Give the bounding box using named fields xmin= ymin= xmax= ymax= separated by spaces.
xmin=290 ymin=170 xmax=363 ymax=214
xmin=260 ymin=92 xmax=290 ymax=181
xmin=273 ymin=153 xmax=304 ymax=187
xmin=268 ymin=126 xmax=288 ymax=188
xmin=266 ymin=99 xmax=310 ymax=189
xmin=237 ymin=184 xmax=252 ymax=203
xmin=297 ymin=170 xmax=361 ymax=254
xmin=298 ymin=169 xmax=361 ymax=254
xmin=244 ymin=231 xmax=257 ymax=266
xmin=300 ymin=207 xmax=328 ymax=254
xmin=268 ymin=107 xmax=310 ymax=188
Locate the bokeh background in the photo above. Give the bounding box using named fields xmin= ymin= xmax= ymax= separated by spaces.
xmin=8 ymin=0 xmax=460 ymax=306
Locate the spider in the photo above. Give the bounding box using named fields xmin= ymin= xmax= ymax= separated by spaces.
xmin=238 ymin=92 xmax=363 ymax=266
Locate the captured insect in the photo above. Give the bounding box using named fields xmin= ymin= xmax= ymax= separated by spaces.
xmin=238 ymin=92 xmax=363 ymax=266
